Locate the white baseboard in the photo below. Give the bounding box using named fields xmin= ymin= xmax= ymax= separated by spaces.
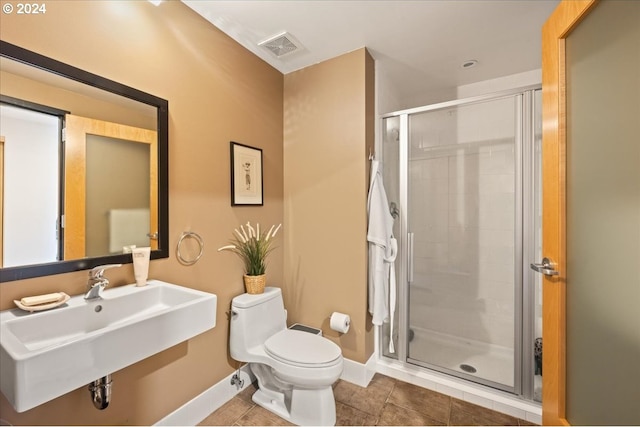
xmin=154 ymin=366 xmax=255 ymax=426
xmin=153 ymin=354 xmax=374 ymax=426
xmin=340 ymin=354 xmax=376 ymax=387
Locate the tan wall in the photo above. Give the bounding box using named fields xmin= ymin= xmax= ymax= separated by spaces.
xmin=282 ymin=49 xmax=375 ymax=364
xmin=0 ymin=1 xmax=283 ymax=424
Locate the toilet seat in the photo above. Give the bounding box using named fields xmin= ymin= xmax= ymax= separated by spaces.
xmin=265 ymin=329 xmax=342 ymax=368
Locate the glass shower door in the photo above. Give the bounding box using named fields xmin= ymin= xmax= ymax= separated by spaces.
xmin=406 ymin=95 xmax=520 ymax=390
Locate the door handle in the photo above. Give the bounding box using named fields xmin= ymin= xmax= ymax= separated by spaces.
xmin=408 ymin=232 xmax=414 ymax=283
xmin=530 ymin=257 xmax=559 ymax=276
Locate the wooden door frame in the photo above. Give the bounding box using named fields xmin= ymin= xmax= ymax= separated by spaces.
xmin=64 ymin=114 xmax=158 ymax=259
xmin=541 ymin=1 xmax=597 ymax=424
xmin=0 ymin=136 xmax=4 ymax=267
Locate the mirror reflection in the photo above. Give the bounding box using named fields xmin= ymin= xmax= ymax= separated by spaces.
xmin=0 ymin=41 xmax=168 ymax=282
xmin=1 ymin=104 xmax=59 ymax=267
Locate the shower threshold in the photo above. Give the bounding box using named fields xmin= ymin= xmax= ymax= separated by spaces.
xmin=406 ymin=327 xmax=514 ymax=388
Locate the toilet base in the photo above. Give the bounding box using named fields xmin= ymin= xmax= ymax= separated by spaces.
xmin=252 ymin=385 xmax=336 ymax=426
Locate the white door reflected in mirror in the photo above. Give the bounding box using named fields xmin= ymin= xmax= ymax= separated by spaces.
xmin=0 ymin=105 xmax=59 ymax=267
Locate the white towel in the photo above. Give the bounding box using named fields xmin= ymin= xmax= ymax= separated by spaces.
xmin=109 ymin=208 xmax=150 ymax=253
xmin=367 ymin=160 xmax=397 ymax=353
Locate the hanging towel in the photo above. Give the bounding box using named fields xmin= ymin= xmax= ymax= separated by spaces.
xmin=108 ymin=208 xmax=150 ymax=253
xmin=367 ymin=159 xmax=397 ymax=353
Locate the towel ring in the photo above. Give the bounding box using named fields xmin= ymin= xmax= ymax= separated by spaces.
xmin=177 ymin=231 xmax=204 ymax=265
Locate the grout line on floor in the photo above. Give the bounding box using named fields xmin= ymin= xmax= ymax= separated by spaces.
xmin=235 ymin=397 xmax=256 ymax=425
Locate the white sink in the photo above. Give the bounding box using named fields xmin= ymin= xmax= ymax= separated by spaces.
xmin=0 ymin=280 xmax=217 ymax=413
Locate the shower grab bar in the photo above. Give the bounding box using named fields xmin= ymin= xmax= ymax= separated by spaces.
xmin=408 ymin=232 xmax=414 ymax=283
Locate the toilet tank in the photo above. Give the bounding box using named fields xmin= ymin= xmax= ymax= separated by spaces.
xmin=230 ymin=287 xmax=287 ymax=361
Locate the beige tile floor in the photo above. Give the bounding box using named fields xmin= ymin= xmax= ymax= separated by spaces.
xmin=198 ymin=373 xmax=538 ymax=426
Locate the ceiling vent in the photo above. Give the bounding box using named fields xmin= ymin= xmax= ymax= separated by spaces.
xmin=258 ymin=32 xmax=302 ymax=58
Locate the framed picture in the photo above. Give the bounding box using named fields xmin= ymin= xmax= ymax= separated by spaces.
xmin=230 ymin=141 xmax=263 ymax=206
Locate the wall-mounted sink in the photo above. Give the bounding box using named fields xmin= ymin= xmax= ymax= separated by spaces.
xmin=0 ymin=280 xmax=217 ymax=413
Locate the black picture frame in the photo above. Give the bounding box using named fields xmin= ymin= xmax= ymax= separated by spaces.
xmin=230 ymin=141 xmax=263 ymax=206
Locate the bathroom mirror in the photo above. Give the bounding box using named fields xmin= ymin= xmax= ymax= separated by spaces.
xmin=0 ymin=40 xmax=169 ymax=282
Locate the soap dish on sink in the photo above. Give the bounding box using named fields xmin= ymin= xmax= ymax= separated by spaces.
xmin=14 ymin=293 xmax=71 ymax=312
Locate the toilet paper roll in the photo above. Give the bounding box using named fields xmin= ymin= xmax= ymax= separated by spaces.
xmin=330 ymin=312 xmax=351 ymax=334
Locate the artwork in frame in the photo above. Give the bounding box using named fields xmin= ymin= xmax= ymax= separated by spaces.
xmin=230 ymin=141 xmax=263 ymax=206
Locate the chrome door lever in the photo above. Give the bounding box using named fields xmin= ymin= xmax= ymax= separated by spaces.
xmin=408 ymin=232 xmax=414 ymax=283
xmin=530 ymin=257 xmax=559 ymax=276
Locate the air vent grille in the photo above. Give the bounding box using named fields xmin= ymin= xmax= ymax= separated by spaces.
xmin=258 ymin=32 xmax=301 ymax=58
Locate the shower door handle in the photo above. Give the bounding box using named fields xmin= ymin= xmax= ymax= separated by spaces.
xmin=530 ymin=257 xmax=559 ymax=276
xmin=408 ymin=232 xmax=414 ymax=283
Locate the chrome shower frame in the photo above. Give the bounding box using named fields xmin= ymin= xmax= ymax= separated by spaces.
xmin=380 ymin=85 xmax=541 ymax=400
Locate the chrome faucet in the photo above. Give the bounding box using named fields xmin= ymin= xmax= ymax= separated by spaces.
xmin=85 ymin=264 xmax=122 ymax=300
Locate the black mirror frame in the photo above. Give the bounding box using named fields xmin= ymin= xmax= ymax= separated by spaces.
xmin=0 ymin=40 xmax=169 ymax=282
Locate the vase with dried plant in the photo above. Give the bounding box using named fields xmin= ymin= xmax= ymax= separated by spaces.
xmin=218 ymin=221 xmax=281 ymax=294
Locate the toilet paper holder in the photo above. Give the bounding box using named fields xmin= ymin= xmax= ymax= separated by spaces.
xmin=329 ymin=312 xmax=351 ymax=334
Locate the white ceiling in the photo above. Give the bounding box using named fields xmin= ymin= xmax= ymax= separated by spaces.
xmin=181 ymin=0 xmax=558 ymax=109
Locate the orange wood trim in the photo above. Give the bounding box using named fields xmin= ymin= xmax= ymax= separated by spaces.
xmin=0 ymin=136 xmax=4 ymax=267
xmin=541 ymin=1 xmax=597 ymax=425
xmin=64 ymin=115 xmax=87 ymax=259
xmin=64 ymin=115 xmax=158 ymax=258
xmin=149 ymin=133 xmax=158 ymax=251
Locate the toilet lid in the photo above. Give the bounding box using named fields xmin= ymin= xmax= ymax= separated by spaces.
xmin=264 ymin=330 xmax=342 ymax=368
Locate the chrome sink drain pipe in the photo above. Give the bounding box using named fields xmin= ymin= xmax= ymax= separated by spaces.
xmin=88 ymin=374 xmax=112 ymax=410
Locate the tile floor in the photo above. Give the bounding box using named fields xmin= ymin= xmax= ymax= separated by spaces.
xmin=198 ymin=373 xmax=538 ymax=426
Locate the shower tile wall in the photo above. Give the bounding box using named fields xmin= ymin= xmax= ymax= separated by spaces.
xmin=408 ymin=97 xmax=516 ymax=353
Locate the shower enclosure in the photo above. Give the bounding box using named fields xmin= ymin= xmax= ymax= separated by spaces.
xmin=381 ymin=87 xmax=542 ymax=401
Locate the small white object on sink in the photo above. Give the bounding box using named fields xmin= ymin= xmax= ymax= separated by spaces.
xmin=14 ymin=292 xmax=70 ymax=312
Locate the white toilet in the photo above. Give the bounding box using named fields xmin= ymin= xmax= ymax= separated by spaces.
xmin=230 ymin=287 xmax=344 ymax=426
